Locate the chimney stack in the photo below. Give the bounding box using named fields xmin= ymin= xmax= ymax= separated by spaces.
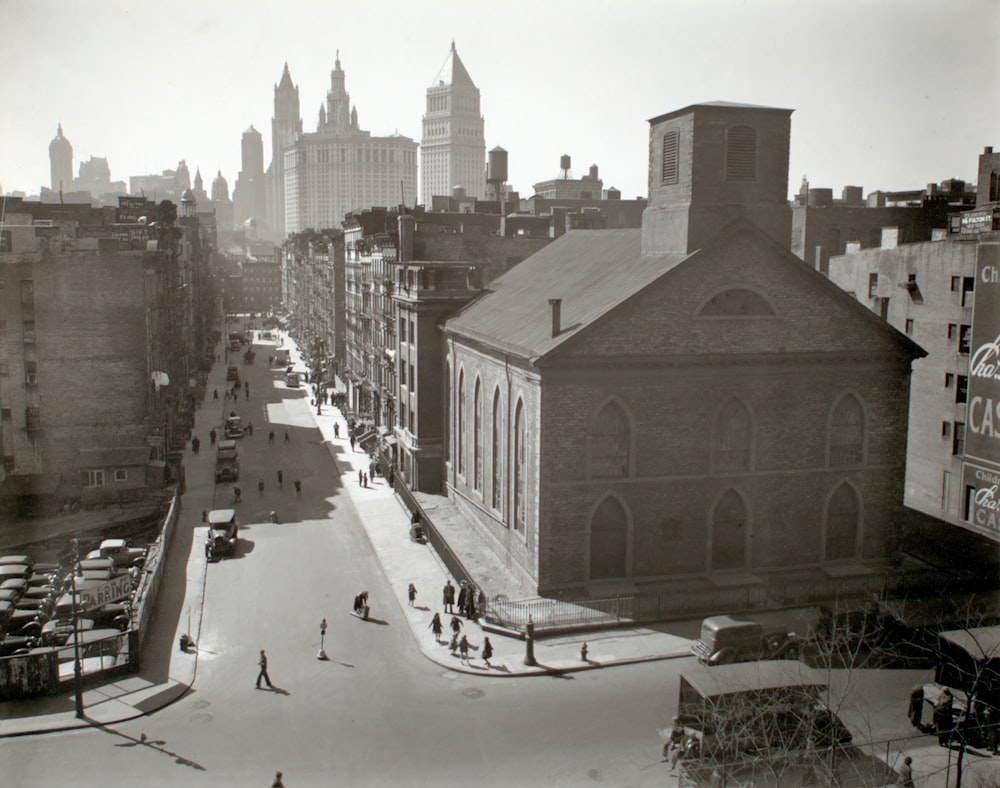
xmin=549 ymin=299 xmax=562 ymax=337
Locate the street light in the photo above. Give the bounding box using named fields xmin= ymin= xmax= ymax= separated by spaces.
xmin=70 ymin=538 xmax=85 ymax=718
xmin=317 ymin=618 xmax=329 ymax=661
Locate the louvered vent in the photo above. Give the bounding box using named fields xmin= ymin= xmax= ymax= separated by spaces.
xmin=726 ymin=125 xmax=757 ymax=181
xmin=661 ymin=130 xmax=679 ymax=184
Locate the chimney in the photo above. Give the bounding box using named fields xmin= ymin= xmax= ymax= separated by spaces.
xmin=549 ymin=299 xmax=562 ymax=337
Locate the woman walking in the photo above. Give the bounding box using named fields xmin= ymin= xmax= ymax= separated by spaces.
xmin=429 ymin=613 xmax=443 ymax=643
xmin=482 ymin=636 xmax=493 ymax=667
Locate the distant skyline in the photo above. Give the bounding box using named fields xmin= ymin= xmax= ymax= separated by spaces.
xmin=2 ymin=0 xmax=998 ymax=207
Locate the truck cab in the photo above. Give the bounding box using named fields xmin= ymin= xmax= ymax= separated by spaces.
xmin=692 ymin=615 xmax=803 ymax=665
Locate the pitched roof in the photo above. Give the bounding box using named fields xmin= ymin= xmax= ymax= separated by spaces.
xmin=444 ymin=229 xmax=688 ymax=359
xmin=431 ymin=42 xmax=476 ymax=89
xmin=77 ymin=447 xmax=152 ymax=467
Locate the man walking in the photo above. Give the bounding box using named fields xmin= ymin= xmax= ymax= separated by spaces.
xmin=443 ymin=580 xmax=455 ymax=614
xmin=256 ymin=649 xmax=273 ymax=689
xmin=284 ymin=429 xmax=290 ymax=445
xmin=277 ymin=469 xmax=283 ymax=488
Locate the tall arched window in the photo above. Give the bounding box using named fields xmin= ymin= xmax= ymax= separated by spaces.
xmin=825 ymin=483 xmax=860 ymax=561
xmin=711 ymin=490 xmax=748 ymax=571
xmin=514 ymin=399 xmax=526 ymax=532
xmin=474 ymin=378 xmax=483 ymax=491
xmin=444 ymin=361 xmax=451 ymax=463
xmin=829 ymin=394 xmax=864 ymax=467
xmin=590 ymin=495 xmax=628 ymax=581
xmin=491 ymin=388 xmax=502 ymax=511
xmin=589 ymin=401 xmax=630 ymax=478
xmin=458 ymin=370 xmax=466 ymax=476
xmin=714 ymin=400 xmax=752 ymax=472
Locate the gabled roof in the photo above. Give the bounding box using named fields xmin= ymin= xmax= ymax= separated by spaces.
xmin=430 ymin=41 xmax=476 ymax=89
xmin=444 ymin=229 xmax=688 ymax=359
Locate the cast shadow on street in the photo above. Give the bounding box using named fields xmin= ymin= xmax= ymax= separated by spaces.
xmin=92 ymin=723 xmax=207 ymax=772
xmin=256 ymin=685 xmax=291 ymax=696
xmin=532 ymin=662 xmax=576 ymax=679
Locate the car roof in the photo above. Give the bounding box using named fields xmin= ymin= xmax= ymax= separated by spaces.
xmin=208 ymin=509 xmax=237 ymax=524
xmin=99 ymin=539 xmax=127 ymax=550
xmin=680 ymin=661 xmax=826 ymax=698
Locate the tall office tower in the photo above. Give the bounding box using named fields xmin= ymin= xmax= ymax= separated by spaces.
xmin=233 ymin=125 xmax=268 ymax=231
xmin=49 ymin=124 xmax=73 ymax=193
xmin=268 ymin=63 xmax=302 ymax=240
xmin=421 ymin=41 xmax=486 ymax=204
xmin=284 ymin=53 xmax=417 ymax=234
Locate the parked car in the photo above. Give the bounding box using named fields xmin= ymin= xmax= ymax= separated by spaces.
xmin=224 ymin=415 xmax=245 ymax=439
xmin=89 ymin=602 xmax=131 ymax=631
xmin=0 ymin=555 xmax=32 ymax=567
xmin=215 ymin=439 xmax=240 ymax=483
xmin=206 ymin=509 xmax=239 ymax=561
xmin=691 ymin=615 xmax=804 ymax=666
xmin=284 ymin=372 xmax=300 ymax=387
xmin=0 ymin=564 xmax=31 ymax=581
xmin=41 ymin=618 xmax=95 ymax=646
xmin=85 ymin=539 xmax=146 ymax=568
xmin=227 ymin=364 xmax=240 ymax=381
xmin=1 ymin=578 xmax=29 ymax=595
xmin=0 ymin=636 xmax=36 ymax=657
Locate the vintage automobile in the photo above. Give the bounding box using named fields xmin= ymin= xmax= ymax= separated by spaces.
xmin=206 ymin=509 xmax=239 ymax=561
xmin=224 ymin=415 xmax=245 ymax=439
xmin=692 ymin=615 xmax=805 ymax=666
xmin=284 ymin=372 xmax=300 ymax=388
xmin=0 ymin=564 xmax=31 ymax=581
xmin=0 ymin=578 xmax=30 ymax=595
xmin=227 ymin=364 xmax=240 ymax=381
xmin=0 ymin=588 xmax=21 ymax=604
xmin=215 ymin=439 xmax=240 ymax=483
xmin=0 ymin=554 xmax=32 ymax=567
xmin=85 ymin=539 xmax=147 ymax=568
xmin=41 ymin=617 xmax=96 ymax=646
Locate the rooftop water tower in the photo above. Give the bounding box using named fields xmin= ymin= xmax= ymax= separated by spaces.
xmin=487 ymin=146 xmax=508 ymax=203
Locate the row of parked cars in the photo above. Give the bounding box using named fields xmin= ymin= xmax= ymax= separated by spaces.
xmin=0 ymin=539 xmax=147 ymax=659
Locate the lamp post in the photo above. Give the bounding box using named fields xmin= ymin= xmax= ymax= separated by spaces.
xmin=524 ymin=615 xmax=536 ymax=666
xmin=317 ymin=618 xmax=329 ymax=661
xmin=70 ymin=538 xmax=85 ymax=718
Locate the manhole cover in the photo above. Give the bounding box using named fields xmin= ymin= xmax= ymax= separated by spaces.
xmin=190 ymin=712 xmax=214 ymax=724
xmin=192 ymin=700 xmax=211 ymax=709
xmin=461 ymin=687 xmax=485 ymax=699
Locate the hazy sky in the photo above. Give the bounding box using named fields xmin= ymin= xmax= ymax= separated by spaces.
xmin=2 ymin=0 xmax=997 ymax=203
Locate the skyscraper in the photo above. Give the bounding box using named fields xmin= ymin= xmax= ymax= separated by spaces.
xmin=232 ymin=125 xmax=268 ymax=231
xmin=421 ymin=42 xmax=486 ymax=203
xmin=284 ymin=53 xmax=417 ymax=234
xmin=268 ymin=63 xmax=302 ymax=240
xmin=49 ymin=124 xmax=73 ymax=193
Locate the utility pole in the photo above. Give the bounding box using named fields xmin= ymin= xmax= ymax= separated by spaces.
xmin=70 ymin=538 xmax=85 ymax=718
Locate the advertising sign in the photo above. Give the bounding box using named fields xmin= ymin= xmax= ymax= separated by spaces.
xmin=79 ymin=574 xmax=131 ymax=612
xmin=964 ymin=244 xmax=1000 ymax=465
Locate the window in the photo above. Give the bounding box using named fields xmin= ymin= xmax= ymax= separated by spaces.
xmin=905 ymin=319 xmax=914 ymax=335
xmin=959 ymin=325 xmax=972 ymax=355
xmin=661 ymin=130 xmax=679 ymax=184
xmin=114 ymin=469 xmax=128 ymax=482
xmin=399 ymin=360 xmax=406 ymax=387
xmin=699 ymin=288 xmax=775 ymax=317
xmin=711 ymin=490 xmax=747 ymax=570
xmin=514 ymin=400 xmax=525 ymax=532
xmin=963 ymin=277 xmax=976 ymax=307
xmin=474 ymin=378 xmax=482 ymax=491
xmin=868 ymin=273 xmax=879 ymax=298
xmin=945 ymin=373 xmax=955 ymax=388
xmin=589 ymin=401 xmax=630 ymax=478
xmin=725 ymin=125 xmax=757 ymax=181
xmin=953 ymin=422 xmax=966 ymax=456
xmin=956 ymin=375 xmax=968 ymax=404
xmin=590 ymin=495 xmax=629 ymax=580
xmin=0 ymin=407 xmax=10 ymax=420
xmin=81 ymin=469 xmax=105 ymax=487
xmin=942 ymin=421 xmax=952 ymax=438
xmin=409 ymin=364 xmax=415 ymax=393
xmin=951 ymin=276 xmax=961 ymax=293
xmin=713 ymin=400 xmax=752 ymax=472
xmin=458 ymin=371 xmax=466 ymax=475
xmin=948 ymin=323 xmax=958 ymax=340
xmin=410 ymin=318 xmax=416 ymax=343
xmin=829 ymin=394 xmax=864 ymax=467
xmin=0 ymin=231 xmax=10 ymax=253
xmin=825 ymin=483 xmax=860 ymax=561
xmin=491 ymin=388 xmax=502 ymax=511
xmin=399 ymin=314 xmax=406 ymax=343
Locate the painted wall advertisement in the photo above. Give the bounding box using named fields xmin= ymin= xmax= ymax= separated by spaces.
xmin=962 ymin=461 xmax=1000 ymax=540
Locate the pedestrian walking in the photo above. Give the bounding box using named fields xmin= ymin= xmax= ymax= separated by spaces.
xmin=896 ymin=756 xmax=914 ymax=788
xmin=269 ymin=431 xmax=275 ymax=445
xmin=450 ymin=615 xmax=463 ymax=636
xmin=284 ymin=429 xmax=290 ymax=445
xmin=350 ymin=435 xmax=356 ymax=452
xmin=362 ymin=472 xmax=368 ymax=487
xmin=233 ymin=485 xmax=242 ymax=503
xmin=459 ymin=635 xmax=470 ymax=664
xmin=271 ymin=771 xmax=285 ymax=788
xmin=449 ymin=631 xmax=460 ymax=654
xmin=456 ymin=582 xmax=468 ymax=616
xmin=258 ymin=477 xmax=265 ymax=494
xmin=294 ymin=479 xmax=301 ymax=496
xmin=247 ymin=421 xmax=254 ymax=437
xmin=277 ymin=469 xmax=283 ymax=488
xmin=466 ymin=587 xmax=477 ymax=621
xmin=245 ymin=381 xmax=250 ymax=400
xmin=369 ymin=459 xmax=376 ymax=479
xmin=429 ymin=613 xmax=443 ymax=643
xmin=256 ymin=649 xmax=273 ymax=689
xmin=482 ymin=636 xmax=493 ymax=667
xmin=209 ymin=427 xmax=217 ymax=446
xmin=191 ymin=436 xmax=200 ymax=454
xmin=268 ymin=355 xmax=273 ymax=366
xmin=213 ymin=388 xmax=219 ymax=401
xmin=224 ymin=389 xmax=230 ymax=401
xmin=333 ymin=423 xmax=340 ymax=439
xmin=443 ymin=580 xmax=455 ymax=614
xmin=358 ymin=469 xmax=364 ymax=486
xmin=407 ymin=583 xmax=417 ymax=606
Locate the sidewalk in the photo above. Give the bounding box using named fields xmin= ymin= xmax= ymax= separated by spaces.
xmin=0 ymin=331 xmax=692 ymax=740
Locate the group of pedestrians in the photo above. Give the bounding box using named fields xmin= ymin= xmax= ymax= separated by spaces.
xmin=442 ymin=578 xmax=481 ymax=620
xmin=425 ymin=579 xmax=493 ymax=668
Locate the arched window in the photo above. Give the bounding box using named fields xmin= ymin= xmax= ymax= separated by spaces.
xmin=514 ymin=399 xmax=526 ymax=532
xmin=711 ymin=490 xmax=748 ymax=571
xmin=444 ymin=361 xmax=451 ymax=463
xmin=492 ymin=388 xmax=502 ymax=511
xmin=825 ymin=483 xmax=860 ymax=561
xmin=458 ymin=370 xmax=465 ymax=476
xmin=714 ymin=400 xmax=752 ymax=472
xmin=829 ymin=394 xmax=864 ymax=467
xmin=589 ymin=401 xmax=630 ymax=478
xmin=474 ymin=377 xmax=482 ymax=491
xmin=698 ymin=288 xmax=775 ymax=317
xmin=590 ymin=495 xmax=628 ymax=580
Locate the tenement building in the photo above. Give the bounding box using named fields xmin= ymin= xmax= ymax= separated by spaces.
xmin=827 ymin=145 xmax=1000 ymax=570
xmin=421 ymin=42 xmax=486 ymax=203
xmin=441 ymin=102 xmax=924 ymax=596
xmin=284 ymin=53 xmax=418 ymax=234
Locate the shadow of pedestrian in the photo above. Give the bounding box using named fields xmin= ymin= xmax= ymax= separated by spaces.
xmin=94 ymin=724 xmax=207 ymax=772
xmin=414 ymin=605 xmax=431 ymax=612
xmin=258 ymin=685 xmax=291 ymax=696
